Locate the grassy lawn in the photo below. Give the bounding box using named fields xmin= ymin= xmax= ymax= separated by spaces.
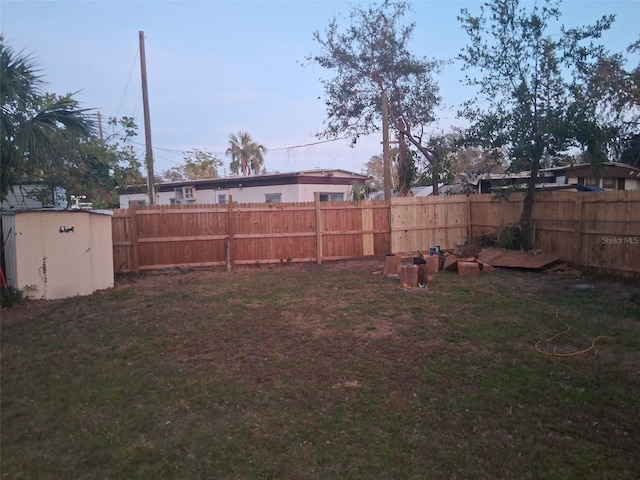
xmin=2 ymin=259 xmax=639 ymax=479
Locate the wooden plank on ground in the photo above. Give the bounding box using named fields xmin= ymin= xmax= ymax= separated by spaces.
xmin=478 ymin=247 xmax=561 ymax=269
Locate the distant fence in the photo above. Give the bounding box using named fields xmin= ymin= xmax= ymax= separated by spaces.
xmin=112 ymin=193 xmax=391 ymax=272
xmin=112 ymin=190 xmax=640 ymax=276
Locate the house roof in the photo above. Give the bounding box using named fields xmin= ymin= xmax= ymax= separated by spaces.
xmin=541 ymin=162 xmax=640 ymax=178
xmin=461 ymin=171 xmax=555 ymax=186
xmin=459 ymin=162 xmax=640 ymax=187
xmin=153 ymin=169 xmax=368 ymax=193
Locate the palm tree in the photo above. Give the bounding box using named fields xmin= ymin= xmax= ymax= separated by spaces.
xmin=1 ymin=38 xmax=94 ymax=199
xmin=225 ymin=132 xmax=266 ymax=176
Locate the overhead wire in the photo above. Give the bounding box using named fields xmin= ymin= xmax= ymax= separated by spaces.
xmin=115 ymin=48 xmax=140 ymax=119
xmin=131 ymin=135 xmax=357 ymax=158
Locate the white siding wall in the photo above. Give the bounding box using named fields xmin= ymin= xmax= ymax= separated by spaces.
xmin=119 ymin=177 xmax=361 ymax=208
xmin=1 ymin=185 xmax=67 ymax=210
xmin=298 ymin=184 xmax=353 ymax=201
xmin=132 ymin=184 xmax=357 ymax=206
xmin=227 ymin=184 xmax=303 ymax=203
xmin=119 ymin=193 xmax=149 ymax=208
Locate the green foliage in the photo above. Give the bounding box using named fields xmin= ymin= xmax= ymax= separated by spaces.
xmin=458 ymin=0 xmax=617 ymax=248
xmin=161 ymin=149 xmax=222 ymax=181
xmin=309 ymin=1 xmax=444 ymax=192
xmin=496 ymin=223 xmax=523 ymax=250
xmin=1 ymin=38 xmax=143 ymax=208
xmin=0 ymin=285 xmax=23 ymax=308
xmin=415 ymin=134 xmax=458 ymax=188
xmin=350 ymin=181 xmax=376 ymax=201
xmin=620 ymin=133 xmax=640 ymax=168
xmin=1 ymin=39 xmax=95 ymax=200
xmin=396 ymin=145 xmax=418 ymax=195
xmin=458 ymin=0 xmax=616 ymax=165
xmin=362 ymin=154 xmax=385 ymax=192
xmin=583 ymin=38 xmax=640 ymax=160
xmin=226 ymin=132 xmax=266 ymax=176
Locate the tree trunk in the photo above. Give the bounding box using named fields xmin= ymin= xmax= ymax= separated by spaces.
xmin=390 ymin=115 xmax=439 ymax=195
xmin=398 ymin=132 xmax=408 ymax=195
xmin=381 ymin=90 xmax=392 ymax=200
xmin=520 ymin=155 xmax=541 ymax=251
xmin=432 ymin=159 xmax=440 ymax=196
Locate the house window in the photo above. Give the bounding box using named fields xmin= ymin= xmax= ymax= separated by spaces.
xmin=132 ymin=200 xmax=147 ymax=206
xmin=265 ymin=193 xmax=282 ymax=203
xmin=602 ymin=178 xmax=616 ymax=189
xmin=170 ymin=198 xmax=181 ymax=205
xmin=218 ymin=194 xmax=227 ymax=204
xmin=174 ymin=187 xmax=196 ymax=203
xmin=319 ymin=193 xmax=344 ymax=202
xmin=183 ymin=187 xmax=195 ymax=200
xmin=585 ymin=177 xmax=600 ymax=187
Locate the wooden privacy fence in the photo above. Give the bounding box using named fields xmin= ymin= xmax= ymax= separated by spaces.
xmin=112 ymin=190 xmax=640 ymax=276
xmin=470 ymin=190 xmax=640 ymax=276
xmin=112 ymin=193 xmax=391 ymax=272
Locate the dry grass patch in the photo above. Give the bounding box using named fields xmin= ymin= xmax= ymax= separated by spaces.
xmin=2 ymin=258 xmax=639 ymax=479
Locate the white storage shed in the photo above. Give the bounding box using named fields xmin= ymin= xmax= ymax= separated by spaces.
xmin=1 ymin=209 xmax=114 ymax=300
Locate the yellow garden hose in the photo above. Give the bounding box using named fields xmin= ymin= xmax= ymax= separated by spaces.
xmin=534 ymin=311 xmax=613 ymax=357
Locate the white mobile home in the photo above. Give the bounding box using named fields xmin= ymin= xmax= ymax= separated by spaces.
xmin=119 ymin=169 xmax=369 ymax=208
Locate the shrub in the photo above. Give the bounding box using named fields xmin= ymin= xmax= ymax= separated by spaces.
xmin=1 ymin=285 xmax=23 ymax=308
xmin=497 ymin=223 xmax=522 ymax=250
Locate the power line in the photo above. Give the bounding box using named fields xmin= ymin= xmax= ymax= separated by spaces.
xmin=115 ymin=47 xmax=140 ymax=119
xmin=130 ymin=135 xmax=354 ymax=158
xmin=269 ymin=136 xmax=351 ymax=152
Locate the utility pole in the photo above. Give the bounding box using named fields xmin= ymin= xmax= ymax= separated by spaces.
xmin=97 ymin=111 xmax=104 ymax=144
xmin=139 ymin=30 xmax=156 ymax=205
xmin=381 ymin=90 xmax=392 ymax=201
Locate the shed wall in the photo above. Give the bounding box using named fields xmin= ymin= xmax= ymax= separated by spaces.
xmin=6 ymin=211 xmax=113 ymax=299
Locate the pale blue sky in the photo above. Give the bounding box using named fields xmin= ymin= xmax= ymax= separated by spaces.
xmin=2 ymin=0 xmax=638 ymax=176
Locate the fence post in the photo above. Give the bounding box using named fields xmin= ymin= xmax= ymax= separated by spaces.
xmin=386 ymin=198 xmax=392 ymax=254
xmin=129 ymin=203 xmax=140 ymax=273
xmin=130 ymin=203 xmax=140 ymax=273
xmin=315 ymin=192 xmax=322 ymax=264
xmin=227 ymin=195 xmax=234 ymax=270
xmin=225 ymin=237 xmax=231 ymax=272
xmin=466 ymin=195 xmax=473 ymax=244
xmin=574 ymin=193 xmax=583 ymax=265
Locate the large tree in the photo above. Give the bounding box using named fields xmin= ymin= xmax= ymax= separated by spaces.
xmin=161 ymin=149 xmax=223 ymax=181
xmin=226 ymin=132 xmax=266 ymax=176
xmin=1 ymin=39 xmax=94 ymax=200
xmin=308 ymin=0 xmax=442 ymax=198
xmin=585 ymin=36 xmax=640 ymax=166
xmin=8 ymin=111 xmax=144 ymax=209
xmin=458 ymin=0 xmax=616 ymax=249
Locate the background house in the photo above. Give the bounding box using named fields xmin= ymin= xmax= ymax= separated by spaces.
xmin=1 ymin=184 xmax=68 ymax=211
xmin=459 ymin=162 xmax=640 ymax=194
xmin=118 ymin=169 xmax=369 ymax=208
xmin=545 ymin=162 xmax=640 ymax=190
